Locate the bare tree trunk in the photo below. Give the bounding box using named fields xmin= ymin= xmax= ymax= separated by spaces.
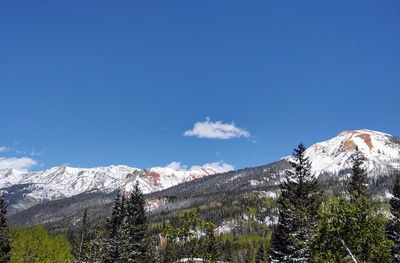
xmin=340 ymin=238 xmax=357 ymax=263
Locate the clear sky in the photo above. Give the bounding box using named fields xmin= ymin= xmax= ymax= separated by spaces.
xmin=1 ymin=1 xmax=399 ymax=171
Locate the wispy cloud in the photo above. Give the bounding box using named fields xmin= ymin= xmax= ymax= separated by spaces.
xmin=0 ymin=157 xmax=37 ymax=171
xmin=164 ymin=160 xmax=234 ymax=173
xmin=0 ymin=146 xmax=9 ymax=153
xmin=193 ymin=161 xmax=234 ymax=173
xmin=183 ymin=118 xmax=251 ymax=140
xmin=0 ymin=143 xmax=39 ymax=171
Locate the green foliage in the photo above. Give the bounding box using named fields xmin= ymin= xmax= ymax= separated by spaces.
xmin=120 ymin=182 xmax=152 ymax=262
xmin=10 ymin=226 xmax=74 ymax=263
xmin=348 ymin=150 xmax=370 ymax=199
xmin=104 ymin=183 xmax=152 ymax=262
xmin=0 ymin=194 xmax=11 ymax=263
xmin=386 ymin=170 xmax=400 ymax=262
xmin=84 ymin=223 xmax=108 ymax=262
xmin=312 ymin=196 xmax=393 ymax=263
xmin=312 ymin=154 xmax=393 ymax=263
xmin=73 ymin=208 xmax=90 ymax=262
xmin=161 ymin=211 xmax=219 ymax=262
xmin=255 ymin=242 xmax=267 ymax=263
xmin=219 ymin=233 xmax=271 ymax=263
xmin=105 ymin=191 xmax=125 ymax=262
xmin=270 ymin=143 xmax=322 ymax=262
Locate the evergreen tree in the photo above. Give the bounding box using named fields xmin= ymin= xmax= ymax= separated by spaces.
xmin=105 ymin=191 xmax=125 ymax=263
xmin=269 ymin=211 xmax=293 ymax=262
xmin=0 ymin=193 xmax=11 ymax=263
xmin=75 ymin=208 xmax=90 ymax=262
xmin=85 ymin=223 xmax=108 ymax=263
xmin=348 ymin=149 xmax=370 ymax=199
xmin=203 ymin=221 xmax=219 ymax=262
xmin=387 ymin=170 xmax=400 ymax=262
xmin=120 ymin=182 xmax=152 ymax=262
xmin=269 ymin=143 xmax=322 ymax=263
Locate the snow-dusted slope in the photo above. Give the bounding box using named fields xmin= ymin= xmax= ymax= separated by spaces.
xmin=0 ymin=165 xmax=219 ymax=203
xmin=0 ymin=169 xmax=26 ymax=188
xmin=2 ymin=129 xmax=399 ymax=214
xmin=305 ymin=129 xmax=400 ymax=176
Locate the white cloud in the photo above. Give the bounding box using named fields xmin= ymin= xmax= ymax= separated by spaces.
xmin=165 ymin=161 xmax=188 ymax=171
xmin=183 ymin=118 xmax=251 ymax=140
xmin=199 ymin=161 xmax=234 ymax=173
xmin=0 ymin=146 xmax=8 ymax=153
xmin=164 ymin=160 xmax=234 ymax=174
xmin=0 ymin=157 xmax=37 ymax=171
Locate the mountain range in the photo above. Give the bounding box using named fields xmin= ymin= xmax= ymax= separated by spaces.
xmin=0 ymin=164 xmax=221 ymax=213
xmin=3 ymin=129 xmax=400 ymax=228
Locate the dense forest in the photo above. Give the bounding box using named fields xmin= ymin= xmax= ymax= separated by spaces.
xmin=1 ymin=145 xmax=400 ymax=262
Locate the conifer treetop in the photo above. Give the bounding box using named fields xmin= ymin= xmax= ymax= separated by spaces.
xmin=348 ymin=148 xmax=370 ymax=199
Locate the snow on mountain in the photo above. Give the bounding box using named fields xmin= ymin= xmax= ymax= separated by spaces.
xmin=0 ymin=169 xmax=26 ymax=188
xmin=2 ymin=129 xmax=399 ymax=213
xmin=305 ymin=129 xmax=400 ymax=176
xmin=122 ymin=166 xmax=218 ymax=194
xmin=0 ymin=164 xmax=219 ymax=203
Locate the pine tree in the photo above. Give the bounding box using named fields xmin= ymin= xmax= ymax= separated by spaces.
xmin=269 ymin=210 xmax=293 ymax=262
xmin=0 ymin=193 xmax=11 ymax=263
xmin=105 ymin=191 xmax=125 ymax=263
xmin=120 ymin=182 xmax=152 ymax=262
xmin=269 ymin=143 xmax=322 ymax=263
xmin=85 ymin=223 xmax=108 ymax=262
xmin=203 ymin=221 xmax=219 ymax=262
xmin=348 ymin=149 xmax=370 ymax=199
xmin=387 ymin=170 xmax=400 ymax=262
xmin=75 ymin=208 xmax=90 ymax=262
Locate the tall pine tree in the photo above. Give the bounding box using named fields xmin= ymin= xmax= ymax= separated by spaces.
xmin=85 ymin=223 xmax=108 ymax=262
xmin=348 ymin=149 xmax=370 ymax=199
xmin=105 ymin=191 xmax=125 ymax=263
xmin=120 ymin=182 xmax=152 ymax=262
xmin=269 ymin=143 xmax=322 ymax=263
xmin=0 ymin=193 xmax=11 ymax=263
xmin=387 ymin=170 xmax=400 ymax=262
xmin=74 ymin=208 xmax=90 ymax=262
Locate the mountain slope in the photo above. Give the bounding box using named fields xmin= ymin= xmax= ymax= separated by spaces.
xmin=0 ymin=165 xmax=220 ymax=213
xmin=306 ymin=129 xmax=400 ymax=175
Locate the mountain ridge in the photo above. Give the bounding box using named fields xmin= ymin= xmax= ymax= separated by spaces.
xmin=6 ymin=129 xmax=400 ymax=228
xmin=3 ymin=129 xmax=400 ymax=218
xmin=0 ymin=164 xmax=223 ymax=213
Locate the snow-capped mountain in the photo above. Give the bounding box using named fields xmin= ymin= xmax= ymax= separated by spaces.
xmin=0 ymin=164 xmax=219 ymax=211
xmin=305 ymin=129 xmax=400 ymax=176
xmin=7 ymin=129 xmax=400 ymax=227
xmin=3 ymin=129 xmax=400 ymax=217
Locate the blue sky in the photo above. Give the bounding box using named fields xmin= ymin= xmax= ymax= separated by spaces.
xmin=1 ymin=1 xmax=399 ymax=171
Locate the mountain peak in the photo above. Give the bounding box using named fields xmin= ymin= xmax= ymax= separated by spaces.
xmin=306 ymin=129 xmax=399 ymax=175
